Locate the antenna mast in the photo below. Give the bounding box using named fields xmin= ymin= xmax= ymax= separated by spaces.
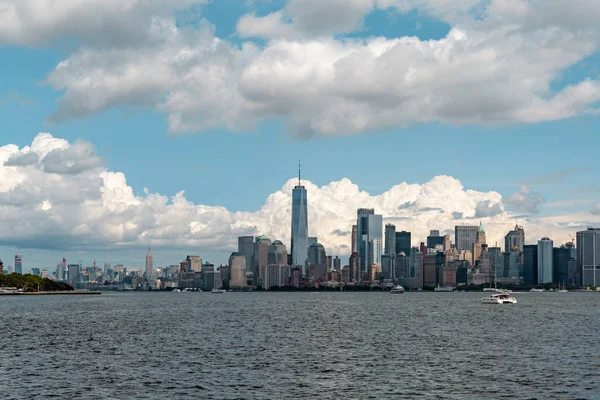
xmin=298 ymin=160 xmax=301 ymax=186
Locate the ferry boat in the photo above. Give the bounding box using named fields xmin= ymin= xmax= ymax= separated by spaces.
xmin=389 ymin=285 xmax=405 ymax=294
xmin=482 ymin=293 xmax=517 ymax=304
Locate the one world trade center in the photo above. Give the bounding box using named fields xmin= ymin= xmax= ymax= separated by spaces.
xmin=291 ymin=162 xmax=308 ymax=275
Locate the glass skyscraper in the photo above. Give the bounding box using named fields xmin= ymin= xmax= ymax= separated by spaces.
xmin=537 ymin=237 xmax=554 ymax=284
xmin=356 ymin=208 xmax=382 ymax=272
xmin=291 ymin=171 xmax=308 ymax=275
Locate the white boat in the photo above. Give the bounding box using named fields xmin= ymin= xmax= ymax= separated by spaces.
xmin=530 ymin=288 xmax=544 ymax=292
xmin=211 ymin=288 xmax=226 ymax=294
xmin=173 ymin=288 xmax=181 ymax=293
xmin=482 ymin=293 xmax=517 ymax=304
xmin=389 ymin=285 xmax=405 ymax=294
xmin=434 ymin=285 xmax=454 ymax=292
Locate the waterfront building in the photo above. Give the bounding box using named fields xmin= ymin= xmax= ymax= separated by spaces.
xmin=523 ymin=245 xmax=538 ymax=285
xmin=577 ymin=228 xmax=600 ymax=287
xmin=291 ymin=164 xmax=309 ymax=273
xmin=308 ymin=243 xmax=327 ymax=265
xmin=395 ymin=231 xmax=411 ymax=258
xmin=553 ymin=244 xmax=577 ymax=286
xmin=268 ymin=240 xmax=288 ymax=266
xmin=395 ymin=252 xmax=409 ymax=279
xmin=381 ymin=254 xmax=395 ymax=280
xmin=505 ymin=224 xmax=525 ymax=253
xmin=229 ymin=252 xmax=247 ymax=289
xmin=455 ymin=225 xmax=478 ymax=253
xmin=341 ymin=265 xmax=350 ymax=282
xmin=202 ymin=263 xmax=221 ymax=291
xmin=349 ymin=252 xmax=360 ymax=282
xmin=280 ymin=265 xmax=291 ymax=286
xmin=351 ymin=225 xmax=358 ymax=253
xmin=503 ymin=251 xmax=522 ymax=280
xmin=290 ymin=266 xmax=302 ymax=288
xmin=264 ymin=265 xmax=280 ymax=289
xmin=385 ymin=224 xmax=396 ymax=255
xmin=14 ymin=254 xmax=22 ymax=274
xmin=237 ymin=236 xmax=254 ymax=280
xmin=423 ymin=254 xmax=438 ymax=288
xmin=67 ymin=263 xmax=79 ymax=283
xmin=254 ymin=235 xmax=271 ymax=285
xmin=357 ymin=209 xmax=383 ymax=273
xmin=538 ymin=237 xmax=554 ymax=284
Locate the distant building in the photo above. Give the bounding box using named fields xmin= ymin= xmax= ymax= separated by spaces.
xmin=308 ymin=237 xmax=318 ymax=247
xmin=268 ymin=240 xmax=288 ymax=266
xmin=537 ymin=237 xmax=554 ymax=284
xmin=553 ymin=243 xmax=577 ymax=286
xmin=341 ymin=265 xmax=350 ymax=282
xmin=349 ymin=252 xmax=360 ymax=282
xmin=254 ymin=235 xmax=271 ymax=285
xmin=385 ymin=224 xmax=396 ymax=255
xmin=308 ymin=243 xmax=327 ymax=282
xmin=395 ymin=231 xmax=411 ymax=258
xmin=14 ymin=254 xmax=22 ymax=274
xmin=577 ymin=228 xmax=600 ymax=287
xmin=472 ymin=222 xmax=487 ymax=264
xmin=333 ymin=256 xmax=341 ymax=271
xmin=523 ymin=245 xmax=538 ymax=285
xmin=381 ymin=254 xmax=395 ymax=280
xmin=351 ymin=225 xmax=358 ymax=253
xmin=427 ymin=230 xmax=444 ymax=249
xmin=443 ymin=235 xmax=451 ymax=251
xmin=229 ymin=252 xmax=248 ymax=288
xmin=186 ymin=255 xmax=202 ymax=273
xmin=31 ymin=268 xmax=41 ymax=276
xmin=455 ymin=225 xmax=478 ymax=253
xmin=237 ymin=236 xmax=254 ymax=280
xmin=357 ymin=209 xmax=383 ymax=274
xmin=505 ymin=225 xmax=525 ymax=253
xmin=145 ymin=247 xmax=153 ymax=282
xmin=503 ymin=251 xmax=522 ymax=280
xmin=67 ymin=263 xmax=80 ymax=283
xmin=291 ymin=165 xmax=309 ymax=272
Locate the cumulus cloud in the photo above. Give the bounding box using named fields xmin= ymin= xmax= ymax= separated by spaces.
xmin=0 ymin=134 xmax=597 ymax=257
xmin=0 ymin=0 xmax=581 ymax=138
xmin=504 ymin=186 xmax=545 ymax=214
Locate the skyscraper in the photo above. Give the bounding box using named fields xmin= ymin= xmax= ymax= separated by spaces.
xmin=395 ymin=231 xmax=411 ymax=256
xmin=349 ymin=252 xmax=360 ymax=282
xmin=426 ymin=231 xmax=444 ymax=249
xmin=14 ymin=254 xmax=22 ymax=274
xmin=455 ymin=225 xmax=478 ymax=253
xmin=351 ymin=225 xmax=358 ymax=253
xmin=186 ymin=255 xmax=202 ymax=272
xmin=356 ymin=209 xmax=382 ymax=272
xmin=472 ymin=222 xmax=487 ymax=263
xmin=537 ymin=237 xmax=554 ymax=284
xmin=268 ymin=240 xmax=288 ymax=265
xmin=384 ymin=224 xmax=396 ymax=255
xmin=553 ymin=243 xmax=577 ymax=286
xmin=228 ymin=252 xmax=247 ymax=289
xmin=255 ymin=235 xmax=272 ymax=285
xmin=145 ymin=247 xmax=154 ymax=282
xmin=238 ymin=236 xmax=254 ymax=279
xmin=577 ymin=228 xmax=600 ymax=287
xmin=523 ymin=245 xmax=538 ymax=285
xmin=505 ymin=224 xmax=525 ymax=253
xmin=291 ymin=163 xmax=308 ymax=274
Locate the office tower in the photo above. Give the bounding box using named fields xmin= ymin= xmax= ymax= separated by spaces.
xmin=488 ymin=247 xmax=503 ymax=277
xmin=577 ymin=228 xmax=600 ymax=286
xmin=291 ymin=163 xmax=309 ymax=273
xmin=349 ymin=252 xmax=360 ymax=282
xmin=238 ymin=236 xmax=254 ymax=279
xmin=228 ymin=253 xmax=246 ymax=288
xmin=333 ymin=256 xmax=341 ymax=270
xmin=523 ymin=245 xmax=538 ymax=285
xmin=427 ymin=233 xmax=444 ymax=249
xmin=308 ymin=243 xmax=327 ymax=265
xmin=308 ymin=237 xmax=318 ymax=247
xmin=503 ymin=251 xmax=522 ymax=279
xmin=326 ymin=255 xmax=333 ymax=271
xmin=409 ymin=247 xmax=423 ymax=286
xmin=255 ymin=235 xmax=272 ymax=284
xmin=145 ymin=247 xmax=153 ymax=281
xmin=553 ymin=243 xmax=577 ymax=286
xmin=505 ymin=224 xmax=525 ymax=253
xmin=395 ymin=252 xmax=409 ymax=279
xmin=381 ymin=254 xmax=395 ymax=279
xmin=357 ymin=209 xmax=383 ymax=272
xmin=186 ymin=255 xmax=202 ymax=272
xmin=385 ymin=224 xmax=396 ymax=255
xmin=14 ymin=254 xmax=22 ymax=274
xmin=443 ymin=235 xmax=451 ymax=251
xmin=202 ymin=263 xmax=221 ymax=291
xmin=472 ymin=222 xmax=487 ymax=263
xmin=351 ymin=225 xmax=358 ymax=253
xmin=68 ymin=263 xmax=80 ymax=283
xmin=395 ymin=231 xmax=411 ymax=257
xmin=455 ymin=225 xmax=478 ymax=253
xmin=268 ymin=240 xmax=288 ymax=266
xmin=423 ymin=254 xmax=437 ymax=287
xmin=341 ymin=265 xmax=350 ymax=282
xmin=537 ymin=237 xmax=554 ymax=284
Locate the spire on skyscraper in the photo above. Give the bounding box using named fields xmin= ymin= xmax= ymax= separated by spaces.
xmin=298 ymin=160 xmax=301 ymax=186
xmin=478 ymin=221 xmax=485 ymax=232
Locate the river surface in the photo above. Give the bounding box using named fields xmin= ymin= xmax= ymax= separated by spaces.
xmin=0 ymin=291 xmax=599 ymax=399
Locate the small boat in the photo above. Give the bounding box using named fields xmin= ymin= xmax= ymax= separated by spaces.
xmin=434 ymin=285 xmax=454 ymax=292
xmin=211 ymin=288 xmax=226 ymax=294
xmin=173 ymin=288 xmax=181 ymax=293
xmin=482 ymin=293 xmax=517 ymax=304
xmin=389 ymin=285 xmax=405 ymax=294
xmin=530 ymin=288 xmax=544 ymax=292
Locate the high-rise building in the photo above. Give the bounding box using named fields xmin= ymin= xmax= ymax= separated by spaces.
xmin=291 ymin=163 xmax=309 ymax=273
xmin=308 ymin=243 xmax=327 ymax=265
xmin=351 ymin=225 xmax=358 ymax=253
xmin=472 ymin=222 xmax=487 ymax=264
xmin=326 ymin=255 xmax=333 ymax=271
xmin=14 ymin=254 xmax=22 ymax=274
xmin=357 ymin=209 xmax=382 ymax=273
xmin=268 ymin=240 xmax=288 ymax=266
xmin=31 ymin=268 xmax=41 ymax=276
xmin=255 ymin=235 xmax=272 ymax=285
xmin=395 ymin=231 xmax=411 ymax=257
xmin=238 ymin=236 xmax=254 ymax=280
xmin=333 ymin=256 xmax=341 ymax=270
xmin=68 ymin=263 xmax=80 ymax=283
xmin=443 ymin=235 xmax=451 ymax=251
xmin=553 ymin=243 xmax=577 ymax=286
xmin=577 ymin=228 xmax=600 ymax=287
xmin=505 ymin=224 xmax=525 ymax=253
xmin=186 ymin=255 xmax=202 ymax=272
xmin=145 ymin=247 xmax=153 ymax=281
xmin=537 ymin=237 xmax=554 ymax=284
xmin=523 ymin=245 xmax=538 ymax=285
xmin=455 ymin=225 xmax=478 ymax=253
xmin=349 ymin=252 xmax=360 ymax=282
xmin=427 ymin=233 xmax=444 ymax=250
xmin=308 ymin=237 xmax=318 ymax=247
xmin=228 ymin=252 xmax=247 ymax=289
xmin=381 ymin=254 xmax=395 ymax=279
xmin=384 ymin=224 xmax=396 ymax=255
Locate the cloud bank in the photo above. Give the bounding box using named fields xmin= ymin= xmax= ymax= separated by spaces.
xmin=1 ymin=134 xmax=598 ymax=258
xmin=0 ymin=0 xmax=598 ymax=138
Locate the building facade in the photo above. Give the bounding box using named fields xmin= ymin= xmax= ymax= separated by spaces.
xmin=356 ymin=209 xmax=383 ymax=273
xmin=505 ymin=224 xmax=525 ymax=253
xmin=537 ymin=237 xmax=554 ymax=284
xmin=395 ymin=231 xmax=411 ymax=258
xmin=384 ymin=224 xmax=396 ymax=255
xmin=14 ymin=254 xmax=22 ymax=274
xmin=291 ymin=174 xmax=309 ymax=273
xmin=577 ymin=228 xmax=600 ymax=287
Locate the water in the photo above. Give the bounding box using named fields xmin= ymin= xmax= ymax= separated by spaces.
xmin=1 ymin=291 xmax=599 ymax=399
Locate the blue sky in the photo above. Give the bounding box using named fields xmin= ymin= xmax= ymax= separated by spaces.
xmin=0 ymin=0 xmax=599 ymax=271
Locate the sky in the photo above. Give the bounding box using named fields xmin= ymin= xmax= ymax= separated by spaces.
xmin=0 ymin=0 xmax=600 ymax=272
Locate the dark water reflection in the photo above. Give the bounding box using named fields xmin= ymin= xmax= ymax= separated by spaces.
xmin=1 ymin=291 xmax=598 ymax=399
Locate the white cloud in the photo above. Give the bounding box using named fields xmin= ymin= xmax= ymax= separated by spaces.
xmin=1 ymin=134 xmax=597 ymax=257
xmin=32 ymin=0 xmax=599 ymax=138
xmin=591 ymin=202 xmax=600 ymax=216
xmin=504 ymin=186 xmax=545 ymax=214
